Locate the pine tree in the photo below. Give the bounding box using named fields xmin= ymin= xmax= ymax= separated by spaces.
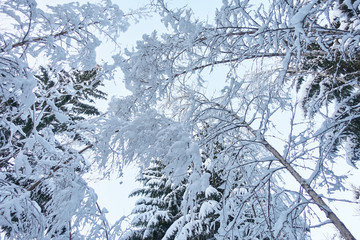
xmin=295 ymin=0 xmax=360 ymax=167
xmin=123 ymin=160 xmax=185 ymax=240
xmin=183 ymin=125 xmax=225 ymax=240
xmin=0 ymin=0 xmax=135 ymax=238
xmin=122 ymin=122 xmax=297 ymax=240
xmin=1 ymin=66 xmax=107 ymax=237
xmin=21 ymin=66 xmax=106 ymax=138
xmin=121 ymin=123 xmax=225 ymax=240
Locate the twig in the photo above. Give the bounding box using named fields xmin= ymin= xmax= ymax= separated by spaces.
xmin=96 ymin=202 xmax=110 ymax=240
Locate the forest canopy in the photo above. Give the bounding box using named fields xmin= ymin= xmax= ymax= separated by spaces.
xmin=0 ymin=0 xmax=359 ymax=239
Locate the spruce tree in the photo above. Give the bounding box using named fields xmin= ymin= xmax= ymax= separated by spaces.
xmin=24 ymin=66 xmax=106 ymax=138
xmin=1 ymin=66 xmax=106 ymax=237
xmin=123 ymin=123 xmax=301 ymax=240
xmin=185 ymin=126 xmax=225 ymax=240
xmin=123 ymin=160 xmax=184 ymax=240
xmin=181 ymin=123 xmax=308 ymax=239
xmin=122 ymin=124 xmax=225 ymax=240
xmin=296 ymin=0 xmax=360 ymax=167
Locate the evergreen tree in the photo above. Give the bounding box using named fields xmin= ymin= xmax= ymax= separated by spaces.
xmin=295 ymin=0 xmax=360 ymax=167
xmin=16 ymin=66 xmax=106 ymax=138
xmin=1 ymin=66 xmax=107 ymax=238
xmin=181 ymin=125 xmax=225 ymax=240
xmin=0 ymin=0 xmax=133 ymax=238
xmin=34 ymin=66 xmax=106 ymax=133
xmin=122 ymin=160 xmax=185 ymax=240
xmin=122 ymin=124 xmax=224 ymax=240
xmin=122 ymin=123 xmax=304 ymax=240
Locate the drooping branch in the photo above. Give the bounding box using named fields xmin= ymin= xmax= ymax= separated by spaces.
xmin=26 ymin=144 xmax=93 ymax=192
xmin=26 ymin=143 xmax=111 ymax=239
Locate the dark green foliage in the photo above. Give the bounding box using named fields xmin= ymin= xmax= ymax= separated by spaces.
xmin=125 ymin=160 xmax=184 ymax=240
xmin=32 ymin=66 xmax=106 ymax=136
xmin=296 ymin=2 xmax=360 ymax=166
xmin=0 ymin=66 xmax=106 ymax=237
xmin=1 ymin=66 xmax=106 ymax=159
xmin=336 ymin=0 xmax=360 ymax=30
xmin=298 ymin=48 xmax=360 ymax=165
xmin=294 ymin=0 xmax=360 ymax=167
xmin=125 ymin=157 xmax=224 ymax=240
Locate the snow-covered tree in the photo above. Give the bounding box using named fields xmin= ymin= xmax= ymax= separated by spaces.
xmin=0 ymin=0 xmax=133 ymax=238
xmin=32 ymin=66 xmax=106 ymax=135
xmin=122 ymin=126 xmax=224 ymax=240
xmin=23 ymin=66 xmax=107 ymax=237
xmin=0 ymin=65 xmax=107 ymax=238
xmin=294 ymin=0 xmax=360 ymax=168
xmin=181 ymin=124 xmax=308 ymax=240
xmin=2 ymin=0 xmax=357 ymax=239
xmin=99 ymin=0 xmax=360 ymax=239
xmin=122 ymin=159 xmax=184 ymax=240
xmin=112 ymin=116 xmax=309 ymax=239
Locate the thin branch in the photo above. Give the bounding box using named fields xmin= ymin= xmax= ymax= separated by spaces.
xmin=69 ymin=221 xmax=72 ymax=240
